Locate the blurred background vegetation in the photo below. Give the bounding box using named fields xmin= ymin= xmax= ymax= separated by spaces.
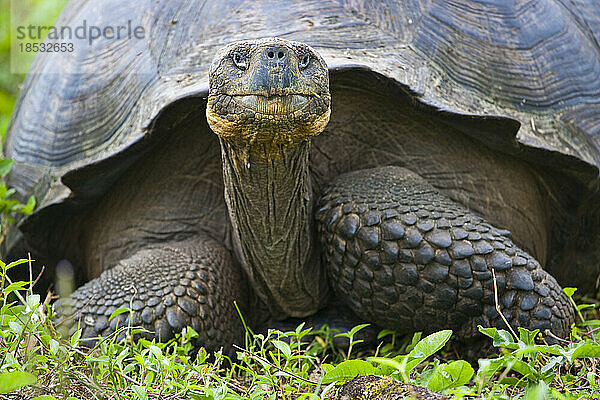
xmin=0 ymin=0 xmax=67 ymax=141
xmin=0 ymin=0 xmax=67 ymax=234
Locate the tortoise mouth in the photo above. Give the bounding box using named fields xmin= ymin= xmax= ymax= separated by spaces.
xmin=206 ymin=90 xmax=331 ymax=148
xmin=231 ymin=94 xmax=312 ymax=115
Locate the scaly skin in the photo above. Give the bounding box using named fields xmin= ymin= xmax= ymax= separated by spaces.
xmin=317 ymin=166 xmax=573 ymax=339
xmin=56 ymin=238 xmax=245 ymax=351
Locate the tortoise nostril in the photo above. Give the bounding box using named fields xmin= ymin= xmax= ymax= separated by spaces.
xmin=265 ymin=48 xmax=287 ymax=62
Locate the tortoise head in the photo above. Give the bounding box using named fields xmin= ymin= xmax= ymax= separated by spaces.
xmin=205 ymin=38 xmax=331 ymax=317
xmin=206 ymin=38 xmax=331 ymax=155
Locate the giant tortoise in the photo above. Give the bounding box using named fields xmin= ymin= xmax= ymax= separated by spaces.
xmin=4 ymin=0 xmax=600 ymax=351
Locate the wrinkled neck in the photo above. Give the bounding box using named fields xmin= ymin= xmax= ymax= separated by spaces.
xmin=219 ymin=139 xmax=327 ymax=318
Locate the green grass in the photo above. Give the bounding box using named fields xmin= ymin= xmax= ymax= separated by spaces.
xmin=1 ymin=258 xmax=600 ymax=399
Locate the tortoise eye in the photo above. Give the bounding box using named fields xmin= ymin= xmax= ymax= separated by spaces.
xmin=300 ymin=53 xmax=310 ymax=69
xmin=232 ymin=52 xmax=247 ymax=70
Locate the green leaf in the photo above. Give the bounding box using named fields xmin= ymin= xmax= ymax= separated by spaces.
xmin=426 ymin=360 xmax=474 ymax=391
xmin=321 ymin=360 xmax=379 ymax=384
xmin=0 ymin=159 xmax=13 ymax=178
xmin=132 ymin=385 xmax=148 ymax=400
xmin=5 ymin=259 xmax=33 ymax=271
xmin=147 ymin=344 xmax=163 ymax=359
xmin=424 ymin=367 xmax=450 ymax=391
xmin=478 ymin=326 xmax=517 ymax=348
xmin=335 ymin=323 xmax=370 ymax=339
xmin=367 ymin=356 xmax=405 ymax=376
xmin=271 ymin=340 xmax=292 ymax=359
xmin=30 ymin=396 xmax=57 ymax=400
xmin=8 ymin=320 xmax=23 ymax=334
xmin=411 ymin=330 xmax=452 ymax=358
xmin=49 ymin=339 xmax=59 ymax=355
xmin=404 ymin=330 xmax=452 ymax=373
xmin=20 ymin=196 xmax=35 ymax=214
xmin=540 ymin=356 xmax=563 ymax=376
xmin=406 ymin=331 xmax=422 ymax=353
xmin=196 ymin=347 xmax=208 ymax=364
xmin=578 ymin=320 xmax=600 ymax=328
xmin=518 ymin=328 xmax=539 ymax=346
xmin=320 ymin=363 xmax=334 ymax=375
xmin=444 ymin=360 xmax=474 ymax=387
xmin=0 ymin=302 xmax=20 ymax=317
xmin=71 ymin=328 xmax=81 ymax=347
xmin=26 ymin=294 xmax=40 ymax=310
xmin=295 ymin=322 xmax=306 ymax=336
xmin=109 ymin=307 xmax=130 ymax=321
xmin=0 ymin=371 xmax=37 ymax=394
xmin=568 ymin=341 xmax=600 ymax=361
xmin=2 ymin=281 xmax=28 ymax=296
xmin=563 ymin=287 xmax=577 ymax=297
xmin=348 ymin=323 xmax=370 ymax=337
xmin=577 ymin=304 xmax=596 ymax=312
xmin=477 ymin=357 xmax=510 ymax=380
xmin=511 ymin=360 xmax=539 ymax=380
xmin=515 ymin=344 xmax=562 ymax=357
xmin=123 ymin=364 xmax=136 ymax=374
xmin=377 ymin=329 xmax=396 ymax=340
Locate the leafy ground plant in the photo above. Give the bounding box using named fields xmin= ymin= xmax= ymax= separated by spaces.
xmin=0 ymin=159 xmax=35 ymax=235
xmin=1 ymin=259 xmax=599 ymax=399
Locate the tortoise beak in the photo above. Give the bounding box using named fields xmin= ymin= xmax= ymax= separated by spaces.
xmin=246 ymin=44 xmax=300 ymax=97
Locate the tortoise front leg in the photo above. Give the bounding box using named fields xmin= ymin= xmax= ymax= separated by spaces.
xmin=55 ymin=237 xmax=246 ymax=351
xmin=316 ymin=166 xmax=574 ymax=340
